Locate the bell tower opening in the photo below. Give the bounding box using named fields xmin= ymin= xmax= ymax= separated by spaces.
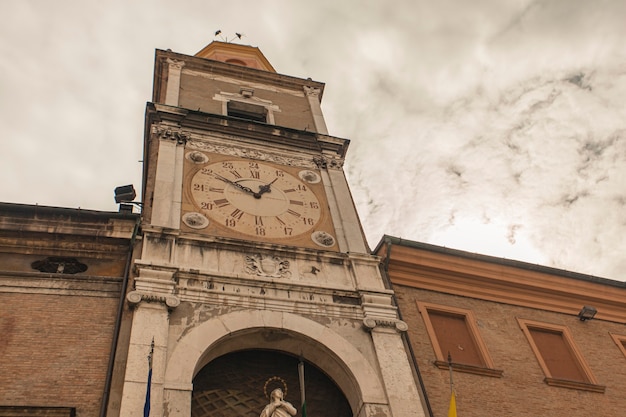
xmin=192 ymin=350 xmax=351 ymax=417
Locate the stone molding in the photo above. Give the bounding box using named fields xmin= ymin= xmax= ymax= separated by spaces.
xmin=186 ymin=137 xmax=319 ymax=169
xmin=163 ymin=309 xmax=389 ymax=410
xmin=381 ymin=241 xmax=626 ymax=323
xmin=0 ymin=271 xmax=122 ymax=298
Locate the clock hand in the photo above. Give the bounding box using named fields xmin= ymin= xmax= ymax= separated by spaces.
xmin=255 ymin=178 xmax=278 ymax=198
xmin=213 ymin=173 xmax=255 ymax=195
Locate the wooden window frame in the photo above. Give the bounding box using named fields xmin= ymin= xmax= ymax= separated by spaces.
xmin=517 ymin=318 xmax=605 ymax=392
xmin=0 ymin=406 xmax=76 ymax=416
xmin=610 ymin=333 xmax=626 ymax=358
xmin=417 ymin=302 xmax=502 ymax=377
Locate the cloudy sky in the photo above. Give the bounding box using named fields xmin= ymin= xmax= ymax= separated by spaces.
xmin=1 ymin=0 xmax=625 ymax=281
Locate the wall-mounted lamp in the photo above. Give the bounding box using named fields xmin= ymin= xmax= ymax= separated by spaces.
xmin=114 ymin=185 xmax=136 ymax=203
xmin=114 ymin=184 xmax=142 ymax=212
xmin=577 ymin=306 xmax=597 ymax=321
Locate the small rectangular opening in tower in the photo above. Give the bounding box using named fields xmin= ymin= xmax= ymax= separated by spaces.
xmin=227 ymin=101 xmax=267 ymax=123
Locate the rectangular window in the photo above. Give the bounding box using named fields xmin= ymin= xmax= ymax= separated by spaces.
xmin=518 ymin=318 xmax=604 ymax=392
xmin=227 ymin=100 xmax=267 ymax=123
xmin=418 ymin=302 xmax=501 ymax=377
xmin=0 ymin=406 xmax=76 ymax=416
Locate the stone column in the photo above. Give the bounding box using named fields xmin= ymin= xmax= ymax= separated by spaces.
xmin=315 ymin=155 xmax=367 ymax=254
xmin=363 ymin=295 xmax=427 ymax=417
xmin=150 ymin=127 xmax=186 ymax=229
xmin=304 ymin=86 xmax=328 ymax=135
xmin=164 ymin=59 xmax=185 ymax=107
xmin=118 ymin=269 xmax=180 ymax=417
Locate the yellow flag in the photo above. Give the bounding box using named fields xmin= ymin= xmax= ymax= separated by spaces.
xmin=448 ymin=391 xmax=457 ymax=417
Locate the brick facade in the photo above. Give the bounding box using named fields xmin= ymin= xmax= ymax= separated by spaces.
xmin=376 ymin=236 xmax=626 ymax=417
xmin=0 ymin=293 xmax=119 ymax=416
xmin=0 ymin=204 xmax=138 ymax=417
xmin=395 ymin=286 xmax=626 ymax=417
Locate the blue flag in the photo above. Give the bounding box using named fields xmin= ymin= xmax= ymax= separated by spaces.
xmin=143 ymin=367 xmax=152 ymax=417
xmin=144 ymin=339 xmax=154 ymax=417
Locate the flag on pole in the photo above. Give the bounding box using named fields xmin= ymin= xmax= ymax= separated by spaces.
xmin=447 ymin=352 xmax=457 ymax=417
xmin=144 ymin=338 xmax=154 ymax=417
xmin=447 ymin=391 xmax=457 ymax=417
xmin=298 ymin=358 xmax=307 ymax=417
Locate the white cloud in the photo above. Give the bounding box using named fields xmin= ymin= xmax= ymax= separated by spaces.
xmin=0 ymin=0 xmax=625 ymax=280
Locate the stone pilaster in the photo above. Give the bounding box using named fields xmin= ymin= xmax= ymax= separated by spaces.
xmin=304 ymin=86 xmax=328 ymax=134
xmin=118 ymin=269 xmax=180 ymax=417
xmin=164 ymin=59 xmax=185 ymax=106
xmin=362 ymin=294 xmax=427 ymax=417
xmin=150 ymin=126 xmax=187 ymax=229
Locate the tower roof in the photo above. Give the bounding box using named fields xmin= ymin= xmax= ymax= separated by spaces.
xmin=195 ymin=41 xmax=276 ymax=72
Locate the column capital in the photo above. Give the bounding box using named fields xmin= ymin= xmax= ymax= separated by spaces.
xmin=363 ymin=317 xmax=408 ymax=333
xmin=127 ymin=290 xmax=180 ymax=309
xmin=166 ymin=58 xmax=186 ymax=70
xmin=303 ymin=85 xmax=322 ymax=98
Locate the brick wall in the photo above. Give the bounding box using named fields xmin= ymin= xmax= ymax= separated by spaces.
xmin=0 ymin=291 xmax=119 ymax=417
xmin=395 ymin=285 xmax=626 ymax=417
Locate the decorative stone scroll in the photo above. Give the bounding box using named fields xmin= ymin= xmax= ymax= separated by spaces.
xmin=166 ymin=58 xmax=185 ymax=71
xmin=127 ymin=290 xmax=180 ymax=309
xmin=313 ymin=155 xmax=344 ymax=170
xmin=363 ymin=317 xmax=409 ymax=333
xmin=153 ymin=126 xmax=189 ymax=144
xmin=303 ymin=85 xmax=322 ymax=98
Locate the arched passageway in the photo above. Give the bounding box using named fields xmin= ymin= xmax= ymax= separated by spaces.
xmin=192 ymin=350 xmax=351 ymax=417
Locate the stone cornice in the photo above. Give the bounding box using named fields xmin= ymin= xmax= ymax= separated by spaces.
xmin=154 ymin=49 xmax=325 ymax=103
xmin=0 ymin=204 xmax=138 ymax=240
xmin=146 ymin=103 xmax=349 ymax=158
xmin=0 ymin=271 xmax=123 ymax=298
xmin=379 ymin=240 xmax=626 ymax=323
xmin=139 ymin=227 xmax=358 ymax=262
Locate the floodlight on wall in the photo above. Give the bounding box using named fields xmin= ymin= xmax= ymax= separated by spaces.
xmin=114 ymin=184 xmax=142 ymax=213
xmin=577 ymin=306 xmax=597 ymax=321
xmin=114 ymin=185 xmax=136 ymax=203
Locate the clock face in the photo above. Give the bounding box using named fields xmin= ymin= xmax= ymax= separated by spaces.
xmin=184 ymin=153 xmax=333 ymax=244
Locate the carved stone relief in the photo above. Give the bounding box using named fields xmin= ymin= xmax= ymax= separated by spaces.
xmin=186 ymin=139 xmax=319 ymax=170
xmin=244 ymin=254 xmax=292 ymax=279
xmin=313 ymin=155 xmax=344 ymax=170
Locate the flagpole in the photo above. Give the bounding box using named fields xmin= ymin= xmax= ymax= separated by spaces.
xmin=447 ymin=352 xmax=457 ymax=417
xmin=447 ymin=352 xmax=454 ymax=394
xmin=298 ymin=357 xmax=307 ymax=417
xmin=144 ymin=338 xmax=154 ymax=417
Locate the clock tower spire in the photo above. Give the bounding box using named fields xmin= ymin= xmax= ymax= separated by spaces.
xmin=116 ymin=41 xmax=426 ymax=417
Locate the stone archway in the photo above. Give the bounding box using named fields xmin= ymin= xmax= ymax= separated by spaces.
xmin=191 ymin=350 xmax=351 ymax=417
xmin=163 ymin=310 xmax=387 ymax=417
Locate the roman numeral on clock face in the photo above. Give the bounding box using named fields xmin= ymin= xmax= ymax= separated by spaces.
xmin=230 ymin=208 xmax=244 ymax=220
xmin=214 ymin=198 xmax=230 ymax=208
xmin=287 ymin=209 xmax=301 ymax=218
xmin=189 ymin=158 xmax=326 ymax=242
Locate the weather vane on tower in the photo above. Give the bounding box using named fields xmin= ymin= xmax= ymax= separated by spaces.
xmin=214 ymin=30 xmax=245 ymax=43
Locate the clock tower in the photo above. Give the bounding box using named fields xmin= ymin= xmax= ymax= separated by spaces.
xmin=116 ymin=41 xmax=426 ymax=417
